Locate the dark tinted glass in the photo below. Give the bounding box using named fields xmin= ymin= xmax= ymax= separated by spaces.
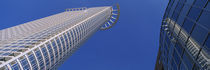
xmin=179 ymin=62 xmax=187 ymax=70
xmin=166 ymin=0 xmax=177 ymax=17
xmin=182 ymin=19 xmax=194 ymax=33
xmin=186 ymin=0 xmax=195 ymax=4
xmin=191 ymin=24 xmax=208 ymax=44
xmin=164 ymin=43 xmax=168 ymax=52
xmin=187 ymin=7 xmax=202 ymax=20
xmin=182 ymin=52 xmax=194 ymax=69
xmin=205 ymin=2 xmax=210 ymax=10
xmin=164 ymin=8 xmax=170 ymax=19
xmin=172 ymin=12 xmax=179 ymax=21
xmin=177 ymin=5 xmax=191 ymax=25
xmin=176 ymin=1 xmax=185 ymax=13
xmin=175 ymin=42 xmax=183 ymax=54
xmin=171 ymin=59 xmax=178 ymax=70
xmin=193 ymin=0 xmax=207 ymax=8
xmin=198 ymin=10 xmax=210 ymax=29
xmin=173 ymin=51 xmax=181 ymax=64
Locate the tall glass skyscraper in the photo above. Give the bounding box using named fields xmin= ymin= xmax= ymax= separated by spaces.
xmin=0 ymin=5 xmax=120 ymax=70
xmin=155 ymin=0 xmax=210 ymax=70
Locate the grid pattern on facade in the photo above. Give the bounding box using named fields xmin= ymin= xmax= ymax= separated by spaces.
xmin=156 ymin=0 xmax=210 ymax=70
xmin=0 ymin=6 xmax=113 ymax=70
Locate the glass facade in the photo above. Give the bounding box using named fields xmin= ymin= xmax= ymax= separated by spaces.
xmin=155 ymin=0 xmax=210 ymax=70
xmin=0 ymin=5 xmax=120 ymax=70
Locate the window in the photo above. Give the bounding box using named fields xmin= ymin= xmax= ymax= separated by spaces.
xmin=191 ymin=24 xmax=208 ymax=45
xmin=193 ymin=0 xmax=207 ymax=8
xmin=168 ymin=0 xmax=178 ymax=18
xmin=171 ymin=59 xmax=177 ymax=70
xmin=164 ymin=43 xmax=169 ymax=53
xmin=205 ymin=2 xmax=210 ymax=10
xmin=66 ymin=32 xmax=72 ymax=47
xmin=182 ymin=52 xmax=194 ymax=69
xmin=175 ymin=42 xmax=183 ymax=55
xmin=172 ymin=12 xmax=179 ymax=21
xmin=165 ymin=36 xmax=170 ymax=46
xmin=11 ymin=61 xmax=20 ymax=70
xmin=60 ymin=36 xmax=66 ymax=53
xmin=176 ymin=0 xmax=186 ymax=13
xmin=197 ymin=10 xmax=210 ymax=29
xmin=168 ymin=43 xmax=175 ymax=60
xmin=41 ymin=47 xmax=50 ymax=67
xmin=28 ymin=54 xmax=38 ymax=70
xmin=80 ymin=24 xmax=85 ymax=37
xmin=168 ymin=0 xmax=175 ymax=9
xmin=173 ymin=51 xmax=181 ymax=64
xmin=55 ymin=38 xmax=63 ymax=57
xmin=187 ymin=7 xmax=202 ymax=20
xmin=75 ymin=27 xmax=80 ymax=42
xmin=72 ymin=29 xmax=77 ymax=43
xmin=70 ymin=31 xmax=75 ymax=47
xmin=63 ymin=34 xmax=69 ymax=50
xmin=20 ymin=57 xmax=30 ymax=70
xmin=177 ymin=5 xmax=191 ymax=25
xmin=76 ymin=26 xmax=81 ymax=41
xmin=179 ymin=62 xmax=187 ymax=70
xmin=182 ymin=19 xmax=195 ymax=33
xmin=185 ymin=0 xmax=194 ymax=5
xmin=51 ymin=40 xmax=58 ymax=60
xmin=35 ymin=50 xmax=45 ymax=69
xmin=47 ymin=43 xmax=54 ymax=65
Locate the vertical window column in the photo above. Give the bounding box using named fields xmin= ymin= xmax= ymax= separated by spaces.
xmin=32 ymin=51 xmax=40 ymax=69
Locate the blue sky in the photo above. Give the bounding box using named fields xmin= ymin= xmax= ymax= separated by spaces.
xmin=0 ymin=0 xmax=168 ymax=70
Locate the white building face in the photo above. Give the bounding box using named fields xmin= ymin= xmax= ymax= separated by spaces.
xmin=0 ymin=5 xmax=120 ymax=70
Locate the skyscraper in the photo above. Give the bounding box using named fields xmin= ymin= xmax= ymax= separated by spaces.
xmin=155 ymin=0 xmax=210 ymax=70
xmin=0 ymin=5 xmax=120 ymax=70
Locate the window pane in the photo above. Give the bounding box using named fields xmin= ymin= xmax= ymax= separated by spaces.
xmin=182 ymin=52 xmax=194 ymax=69
xmin=186 ymin=0 xmax=194 ymax=4
xmin=193 ymin=0 xmax=207 ymax=8
xmin=172 ymin=12 xmax=179 ymax=21
xmin=187 ymin=7 xmax=202 ymax=20
xmin=175 ymin=42 xmax=183 ymax=54
xmin=173 ymin=51 xmax=181 ymax=64
xmin=197 ymin=10 xmax=210 ymax=29
xmin=47 ymin=43 xmax=54 ymax=64
xmin=171 ymin=59 xmax=177 ymax=70
xmin=28 ymin=54 xmax=38 ymax=70
xmin=179 ymin=62 xmax=187 ymax=70
xmin=11 ymin=62 xmax=20 ymax=70
xmin=182 ymin=19 xmax=194 ymax=33
xmin=41 ymin=47 xmax=50 ymax=67
xmin=205 ymin=2 xmax=210 ymax=10
xmin=176 ymin=4 xmax=191 ymax=25
xmin=35 ymin=50 xmax=45 ymax=69
xmin=176 ymin=0 xmax=186 ymax=13
xmin=191 ymin=24 xmax=208 ymax=45
xmin=20 ymin=58 xmax=30 ymax=70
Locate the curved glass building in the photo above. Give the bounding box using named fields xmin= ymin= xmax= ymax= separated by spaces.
xmin=155 ymin=0 xmax=210 ymax=70
xmin=0 ymin=5 xmax=120 ymax=70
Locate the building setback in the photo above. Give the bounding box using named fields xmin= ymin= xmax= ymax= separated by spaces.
xmin=155 ymin=0 xmax=210 ymax=70
xmin=0 ymin=5 xmax=120 ymax=70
